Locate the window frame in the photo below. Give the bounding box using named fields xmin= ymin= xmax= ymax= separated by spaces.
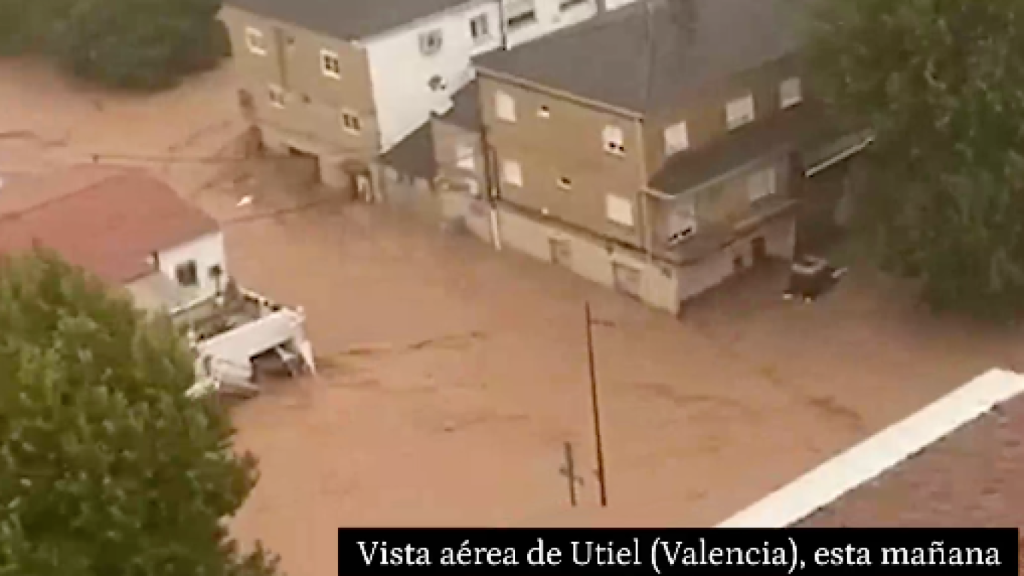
xmin=780 ymin=77 xmax=803 ymax=109
xmin=605 ymin=194 xmax=635 ymax=228
xmin=341 ymin=110 xmax=362 ymax=134
xmin=470 ymin=14 xmax=491 ymax=42
xmin=501 ymin=159 xmax=523 ymax=187
xmin=495 ymin=91 xmax=516 ymax=122
xmin=559 ymin=0 xmax=591 ymax=11
xmin=175 ymin=260 xmax=199 ymax=287
xmin=602 ymin=125 xmax=626 ymax=156
xmin=747 ymin=166 xmax=777 ymax=203
xmin=245 ymin=27 xmax=266 ymax=55
xmin=663 ymin=120 xmax=690 ymax=155
xmin=268 ymin=84 xmax=286 ymax=109
xmin=456 ymin=143 xmax=476 ymax=171
xmin=419 ymin=29 xmax=444 ymax=55
xmin=725 ymin=94 xmax=756 ymax=130
xmin=320 ymin=49 xmax=342 ymax=79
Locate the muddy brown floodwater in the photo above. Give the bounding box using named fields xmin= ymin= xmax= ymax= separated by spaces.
xmin=204 ymin=165 xmax=1024 ymax=576
xmin=2 ymin=57 xmax=1022 ymax=576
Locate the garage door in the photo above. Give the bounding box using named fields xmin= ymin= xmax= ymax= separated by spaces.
xmin=612 ymin=262 xmax=642 ymax=299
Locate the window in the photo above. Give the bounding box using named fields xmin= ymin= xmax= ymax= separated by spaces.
xmin=428 ymin=75 xmax=447 ymax=92
xmin=726 ymin=94 xmax=756 ymax=130
xmin=245 ymin=27 xmax=266 ymax=55
xmin=780 ymin=77 xmax=802 ymax=109
xmin=537 ymin=105 xmax=551 ymax=118
xmin=663 ymin=120 xmax=689 ymax=155
xmin=506 ymin=0 xmax=538 ymax=30
xmin=470 ymin=14 xmax=491 ymax=41
xmin=666 ymin=203 xmax=697 ymax=247
xmin=268 ymin=85 xmax=286 ymax=108
xmin=456 ymin=144 xmax=476 ymax=170
xmin=208 ymin=264 xmax=224 ymax=281
xmin=175 ymin=261 xmax=199 ymax=287
xmin=495 ymin=91 xmax=516 ymax=122
xmin=321 ymin=50 xmax=341 ymax=79
xmin=419 ymin=29 xmax=444 ymax=55
xmin=602 ymin=125 xmax=626 ymax=155
xmin=605 ymin=194 xmax=634 ymax=227
xmin=558 ymin=176 xmax=572 ymax=190
xmin=560 ymin=0 xmax=590 ymax=10
xmin=341 ymin=111 xmax=362 ymax=134
xmin=502 ymin=159 xmax=523 ymax=187
xmin=747 ymin=167 xmax=777 ymax=202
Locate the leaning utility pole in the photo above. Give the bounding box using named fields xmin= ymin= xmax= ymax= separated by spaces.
xmin=585 ymin=302 xmax=608 ymax=507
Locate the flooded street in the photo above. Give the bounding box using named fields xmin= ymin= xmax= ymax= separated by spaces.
xmin=2 ymin=58 xmax=1022 ymax=576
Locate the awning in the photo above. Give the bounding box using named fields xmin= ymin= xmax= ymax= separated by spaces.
xmin=802 ymin=130 xmax=874 ymax=178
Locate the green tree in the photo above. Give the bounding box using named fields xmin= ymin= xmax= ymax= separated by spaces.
xmin=0 ymin=0 xmax=69 ymax=55
xmin=50 ymin=0 xmax=225 ymax=89
xmin=0 ymin=252 xmax=281 ymax=576
xmin=808 ymin=0 xmax=1024 ymax=320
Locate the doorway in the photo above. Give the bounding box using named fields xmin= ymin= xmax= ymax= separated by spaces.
xmin=751 ymin=236 xmax=768 ymax=263
xmin=549 ymin=237 xmax=572 ymax=268
xmin=612 ymin=262 xmax=642 ymax=299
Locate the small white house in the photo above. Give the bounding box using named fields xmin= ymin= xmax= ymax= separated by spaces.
xmin=0 ymin=166 xmax=313 ymax=399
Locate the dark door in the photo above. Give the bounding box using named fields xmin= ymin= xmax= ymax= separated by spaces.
xmin=752 ymin=236 xmax=768 ymax=263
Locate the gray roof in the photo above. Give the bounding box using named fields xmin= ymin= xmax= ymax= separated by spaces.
xmin=435 ymin=80 xmax=481 ymax=130
xmin=381 ymin=123 xmax=437 ymax=179
xmin=476 ymin=0 xmax=805 ymax=113
xmin=226 ymin=0 xmax=476 ymax=40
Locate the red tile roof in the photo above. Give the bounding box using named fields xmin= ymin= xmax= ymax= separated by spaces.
xmin=0 ymin=166 xmax=219 ymax=283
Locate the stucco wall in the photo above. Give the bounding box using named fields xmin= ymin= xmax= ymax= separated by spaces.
xmin=495 ymin=206 xmax=679 ymax=314
xmin=220 ymin=6 xmax=380 ymax=158
xmin=364 ymin=2 xmax=502 ymax=152
xmin=156 ymin=232 xmax=228 ymax=304
xmin=676 ymin=215 xmax=795 ymax=302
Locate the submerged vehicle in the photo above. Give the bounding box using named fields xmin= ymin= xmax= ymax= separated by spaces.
xmin=783 ymin=255 xmax=848 ymax=302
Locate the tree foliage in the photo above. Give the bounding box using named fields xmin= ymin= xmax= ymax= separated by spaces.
xmin=808 ymin=0 xmax=1024 ymax=320
xmin=0 ymin=252 xmax=281 ymax=576
xmin=0 ymin=0 xmax=227 ymax=89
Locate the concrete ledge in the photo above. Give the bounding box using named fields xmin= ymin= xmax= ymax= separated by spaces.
xmin=717 ymin=368 xmax=1024 ymax=528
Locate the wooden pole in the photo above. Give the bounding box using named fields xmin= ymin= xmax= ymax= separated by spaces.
xmin=559 ymin=441 xmax=580 ymax=507
xmin=585 ymin=302 xmax=608 ymax=507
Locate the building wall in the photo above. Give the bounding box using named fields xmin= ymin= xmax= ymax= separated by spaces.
xmin=478 ymin=75 xmax=648 ymax=249
xmin=432 ymin=117 xmax=488 ymax=195
xmin=494 ymin=205 xmax=680 ymax=314
xmin=642 ymin=55 xmax=801 ymax=177
xmin=156 ymin=232 xmax=228 ymax=304
xmin=364 ymin=1 xmax=503 ymax=152
xmin=504 ymin=0 xmax=600 ymax=48
xmin=649 ymin=153 xmax=792 ymax=252
xmin=676 ymin=216 xmax=795 ymax=302
xmin=220 ymin=6 xmax=380 ymax=158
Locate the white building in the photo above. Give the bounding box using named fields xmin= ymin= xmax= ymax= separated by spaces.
xmin=223 ymin=0 xmax=642 ymax=169
xmin=0 ymin=166 xmax=313 ymax=399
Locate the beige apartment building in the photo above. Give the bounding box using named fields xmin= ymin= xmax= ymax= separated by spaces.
xmin=436 ymin=0 xmax=865 ymax=314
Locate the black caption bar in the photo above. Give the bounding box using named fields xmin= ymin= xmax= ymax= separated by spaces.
xmin=338 ymin=528 xmax=1018 ymax=575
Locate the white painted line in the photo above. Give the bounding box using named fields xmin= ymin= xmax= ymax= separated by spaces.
xmin=717 ymin=368 xmax=1024 ymax=528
